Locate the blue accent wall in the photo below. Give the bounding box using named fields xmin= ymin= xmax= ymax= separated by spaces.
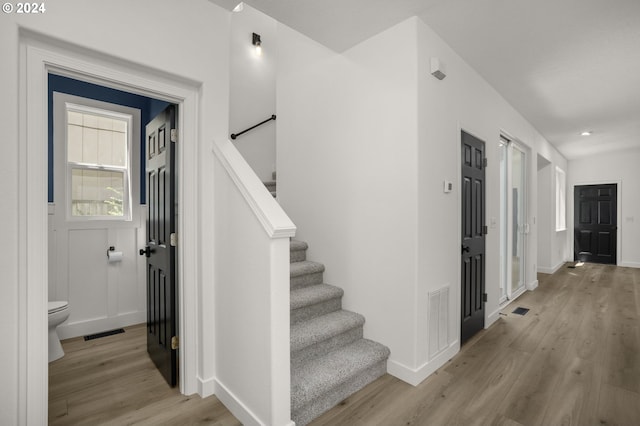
xmin=48 ymin=74 xmax=170 ymax=203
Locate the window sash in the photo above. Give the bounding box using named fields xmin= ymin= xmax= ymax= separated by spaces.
xmin=65 ymin=103 xmax=133 ymax=221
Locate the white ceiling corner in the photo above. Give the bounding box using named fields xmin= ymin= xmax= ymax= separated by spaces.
xmin=210 ymin=0 xmax=640 ymax=160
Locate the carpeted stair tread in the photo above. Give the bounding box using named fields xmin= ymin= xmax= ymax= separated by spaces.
xmin=290 ymin=240 xmax=308 ymax=263
xmin=291 ymin=310 xmax=364 ymax=353
xmin=290 ymin=260 xmax=324 ymax=278
xmin=290 ymin=240 xmax=308 ymax=252
xmin=291 ymin=339 xmax=391 ymax=412
xmin=290 ymin=284 xmax=343 ymax=311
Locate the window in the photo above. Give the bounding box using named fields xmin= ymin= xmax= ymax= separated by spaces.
xmin=555 ymin=166 xmax=566 ymax=231
xmin=66 ymin=104 xmax=132 ymax=220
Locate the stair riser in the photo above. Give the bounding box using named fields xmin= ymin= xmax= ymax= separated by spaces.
xmin=291 ymin=298 xmax=342 ymax=325
xmin=290 ymin=250 xmax=307 ymax=263
xmin=292 ymin=360 xmax=387 ymax=426
xmin=292 ymin=327 xmax=363 ymax=367
xmin=291 ymin=272 xmax=323 ymax=289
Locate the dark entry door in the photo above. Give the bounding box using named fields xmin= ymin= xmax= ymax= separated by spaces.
xmin=574 ymin=184 xmax=617 ymax=264
xmin=461 ymin=131 xmax=486 ymax=344
xmin=141 ymin=105 xmax=177 ymax=386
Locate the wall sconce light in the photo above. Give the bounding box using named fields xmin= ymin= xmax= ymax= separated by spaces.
xmin=430 ymin=57 xmax=446 ymax=80
xmin=252 ymin=32 xmax=262 ymax=56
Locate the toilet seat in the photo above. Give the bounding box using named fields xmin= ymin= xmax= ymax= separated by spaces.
xmin=48 ymin=301 xmax=68 ymax=314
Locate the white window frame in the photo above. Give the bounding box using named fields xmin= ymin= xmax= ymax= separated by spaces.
xmin=65 ymin=102 xmax=133 ymax=221
xmin=555 ymin=166 xmax=566 ymax=231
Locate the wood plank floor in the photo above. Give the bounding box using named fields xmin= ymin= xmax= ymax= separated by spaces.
xmin=48 ymin=323 xmax=241 ymax=425
xmin=311 ymin=263 xmax=640 ymax=426
xmin=50 ymin=263 xmax=639 ymax=425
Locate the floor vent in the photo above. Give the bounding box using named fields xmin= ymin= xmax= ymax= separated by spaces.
xmin=512 ymin=307 xmax=530 ymax=316
xmin=84 ymin=328 xmax=125 ymax=341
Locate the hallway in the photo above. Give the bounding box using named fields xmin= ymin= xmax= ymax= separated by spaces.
xmin=311 ymin=263 xmax=640 ymax=425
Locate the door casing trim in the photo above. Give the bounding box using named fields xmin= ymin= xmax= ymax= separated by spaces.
xmin=19 ymin=29 xmax=202 ymax=423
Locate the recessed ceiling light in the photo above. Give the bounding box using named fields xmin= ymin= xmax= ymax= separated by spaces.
xmin=581 ymin=131 xmax=592 ymax=136
xmin=232 ymin=2 xmax=244 ymax=12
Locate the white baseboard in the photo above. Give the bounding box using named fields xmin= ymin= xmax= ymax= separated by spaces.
xmin=486 ymin=307 xmax=502 ymax=328
xmin=198 ymin=375 xmax=216 ymax=398
xmin=214 ymin=378 xmax=263 ymax=426
xmin=214 ymin=378 xmax=295 ymax=426
xmin=57 ymin=311 xmax=146 ymax=340
xmin=526 ymin=279 xmax=539 ymax=291
xmin=619 ymin=261 xmax=640 ymax=268
xmin=387 ymin=343 xmax=459 ymax=386
xmin=537 ymin=261 xmax=565 ymax=274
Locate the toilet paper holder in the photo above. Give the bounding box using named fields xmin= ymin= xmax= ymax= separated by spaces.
xmin=106 ymin=246 xmax=123 ymax=263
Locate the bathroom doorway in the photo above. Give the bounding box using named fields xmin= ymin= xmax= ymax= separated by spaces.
xmin=48 ymin=76 xmax=181 ymax=387
xmin=21 ymin=36 xmax=203 ymax=420
xmin=49 ymin=75 xmax=170 ymax=340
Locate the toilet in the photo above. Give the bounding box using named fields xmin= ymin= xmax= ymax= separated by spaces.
xmin=48 ymin=301 xmax=69 ymax=362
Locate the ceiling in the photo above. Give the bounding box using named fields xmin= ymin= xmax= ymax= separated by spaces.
xmin=210 ymin=0 xmax=640 ymax=160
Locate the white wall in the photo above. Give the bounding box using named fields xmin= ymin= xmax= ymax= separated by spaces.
xmin=277 ymin=15 xmax=569 ymax=386
xmin=415 ymin=18 xmax=556 ymax=376
xmin=49 ymin=93 xmax=146 ymax=339
xmin=277 ymin=19 xmax=420 ymax=373
xmin=568 ymin=148 xmax=640 ymax=268
xmin=537 ymin=157 xmax=553 ymax=271
xmin=1 ymin=0 xmax=230 ymax=423
xmin=230 ymin=4 xmax=277 ymax=182
xmin=536 ymin=138 xmax=569 ymax=272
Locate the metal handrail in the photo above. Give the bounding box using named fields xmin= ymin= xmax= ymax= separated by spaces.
xmin=230 ymin=114 xmax=276 ymax=140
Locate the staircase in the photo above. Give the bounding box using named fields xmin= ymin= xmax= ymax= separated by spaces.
xmin=264 ymin=181 xmax=277 ymax=198
xmin=289 ymin=240 xmax=390 ymax=425
xmin=264 ymin=171 xmax=277 ymax=197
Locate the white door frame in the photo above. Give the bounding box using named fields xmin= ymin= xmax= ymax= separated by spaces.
xmin=19 ymin=32 xmax=201 ymax=424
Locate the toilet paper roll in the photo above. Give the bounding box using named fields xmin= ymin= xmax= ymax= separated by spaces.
xmin=107 ymin=251 xmax=123 ymax=263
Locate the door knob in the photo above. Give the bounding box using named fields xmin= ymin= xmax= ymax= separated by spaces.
xmin=139 ymin=246 xmax=152 ymax=257
xmin=462 ymin=245 xmax=470 ymax=254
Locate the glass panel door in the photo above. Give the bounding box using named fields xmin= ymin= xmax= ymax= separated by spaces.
xmin=510 ymin=144 xmax=526 ymax=295
xmin=499 ymin=139 xmax=508 ymax=302
xmin=499 ymin=136 xmax=528 ymax=302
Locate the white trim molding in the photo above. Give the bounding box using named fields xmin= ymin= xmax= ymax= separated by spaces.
xmin=537 ymin=261 xmax=566 ymax=274
xmin=214 ymin=379 xmax=295 ymax=426
xmin=387 ymin=343 xmax=459 ymax=386
xmin=212 ymin=138 xmax=296 ymax=238
xmin=526 ymin=279 xmax=539 ymax=291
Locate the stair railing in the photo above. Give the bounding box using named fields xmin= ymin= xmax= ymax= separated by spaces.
xmin=230 ymin=114 xmax=276 ymax=140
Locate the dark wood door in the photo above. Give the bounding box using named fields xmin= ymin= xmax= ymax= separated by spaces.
xmin=460 ymin=131 xmax=486 ymax=344
xmin=574 ymin=184 xmax=617 ymax=264
xmin=142 ymin=105 xmax=177 ymax=387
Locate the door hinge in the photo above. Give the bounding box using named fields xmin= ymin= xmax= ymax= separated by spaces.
xmin=170 ymin=128 xmax=177 ymax=143
xmin=170 ymin=233 xmax=177 ymax=247
xmin=171 ymin=336 xmax=179 ymax=350
xmin=483 ymin=158 xmax=488 ymax=168
xmin=483 ymin=293 xmax=488 ymax=302
xmin=483 ymin=225 xmax=488 ymax=235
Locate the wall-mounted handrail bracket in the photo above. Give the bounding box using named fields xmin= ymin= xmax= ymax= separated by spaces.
xmin=231 ymin=114 xmax=276 ymax=140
